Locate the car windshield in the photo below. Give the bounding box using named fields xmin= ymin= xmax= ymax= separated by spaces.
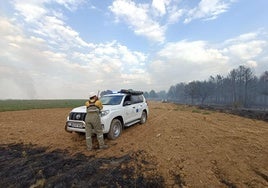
xmin=100 ymin=95 xmax=123 ymax=105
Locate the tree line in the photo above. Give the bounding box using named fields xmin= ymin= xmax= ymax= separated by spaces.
xmin=144 ymin=65 xmax=268 ymax=108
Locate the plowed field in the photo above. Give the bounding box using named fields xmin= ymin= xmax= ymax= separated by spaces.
xmin=0 ymin=101 xmax=267 ymax=187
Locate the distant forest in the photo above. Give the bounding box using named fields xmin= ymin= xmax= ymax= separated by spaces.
xmin=144 ymin=65 xmax=268 ymax=108
xmin=100 ymin=65 xmax=268 ymax=108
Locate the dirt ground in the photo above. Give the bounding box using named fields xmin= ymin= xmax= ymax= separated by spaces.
xmin=0 ymin=101 xmax=268 ymax=187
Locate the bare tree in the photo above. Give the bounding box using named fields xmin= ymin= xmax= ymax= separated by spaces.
xmin=185 ymin=81 xmax=199 ymax=104
xmin=259 ymin=71 xmax=268 ymax=107
xmin=227 ymin=66 xmax=255 ymax=107
xmin=228 ymin=69 xmax=238 ymax=104
xmin=243 ymin=66 xmax=254 ymax=107
xmin=167 ymin=85 xmax=177 ymax=99
xmin=161 ymin=65 xmax=266 ymax=108
xmin=259 ymin=71 xmax=268 ymax=95
xmin=149 ymin=90 xmax=158 ymax=98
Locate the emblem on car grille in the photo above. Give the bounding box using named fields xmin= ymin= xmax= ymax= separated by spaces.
xmin=75 ymin=114 xmax=81 ymax=120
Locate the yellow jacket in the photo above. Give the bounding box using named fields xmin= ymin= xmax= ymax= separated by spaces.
xmin=85 ymin=99 xmax=103 ymax=110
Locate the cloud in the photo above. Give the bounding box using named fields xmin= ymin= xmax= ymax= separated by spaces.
xmin=13 ymin=1 xmax=47 ymax=22
xmin=148 ymin=31 xmax=268 ymax=90
xmin=157 ymin=40 xmax=228 ymax=63
xmin=225 ymin=32 xmax=259 ymax=43
xmin=222 ymin=31 xmax=268 ymax=63
xmin=13 ymin=0 xmax=85 ymax=19
xmin=34 ymin=15 xmax=91 ymax=49
xmin=152 ymin=0 xmax=170 ymax=16
xmin=246 ymin=60 xmax=257 ymax=68
xmin=0 ymin=15 xmax=149 ymax=99
xmin=149 ymin=40 xmax=229 ymax=88
xmin=13 ymin=0 xmax=91 ymax=51
xmin=226 ymin=40 xmax=266 ymax=60
xmin=167 ymin=6 xmax=185 ymax=24
xmin=184 ymin=0 xmax=234 ymax=23
xmin=1 ymin=1 xmax=267 ymax=99
xmin=109 ymin=0 xmax=236 ymax=42
xmin=54 ymin=0 xmax=86 ymax=11
xmin=109 ymin=0 xmax=166 ymax=43
xmin=0 ymin=65 xmax=37 ymax=99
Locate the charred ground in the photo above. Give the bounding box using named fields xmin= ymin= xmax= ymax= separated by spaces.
xmin=0 ymin=143 xmax=164 ymax=188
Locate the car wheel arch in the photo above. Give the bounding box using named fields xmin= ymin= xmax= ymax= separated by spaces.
xmin=107 ymin=116 xmax=124 ymax=140
xmin=140 ymin=110 xmax=147 ymax=124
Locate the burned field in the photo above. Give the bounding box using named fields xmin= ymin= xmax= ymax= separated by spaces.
xmin=198 ymin=105 xmax=268 ymax=122
xmin=0 ymin=102 xmax=267 ymax=187
xmin=0 ymin=144 xmax=164 ymax=188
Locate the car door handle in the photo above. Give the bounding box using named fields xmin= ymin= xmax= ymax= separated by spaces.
xmin=132 ymin=107 xmax=136 ymax=108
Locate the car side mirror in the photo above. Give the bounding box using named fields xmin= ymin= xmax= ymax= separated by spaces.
xmin=124 ymin=101 xmax=131 ymax=106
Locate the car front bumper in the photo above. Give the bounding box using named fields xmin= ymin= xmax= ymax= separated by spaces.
xmin=65 ymin=120 xmax=105 ymax=133
xmin=65 ymin=120 xmax=86 ymax=133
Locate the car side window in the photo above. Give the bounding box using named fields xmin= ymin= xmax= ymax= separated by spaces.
xmin=138 ymin=95 xmax=144 ymax=103
xmin=123 ymin=95 xmax=131 ymax=106
xmin=131 ymin=95 xmax=143 ymax=104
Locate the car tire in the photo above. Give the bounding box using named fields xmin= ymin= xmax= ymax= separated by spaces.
xmin=140 ymin=110 xmax=147 ymax=124
xmin=108 ymin=119 xmax=122 ymax=140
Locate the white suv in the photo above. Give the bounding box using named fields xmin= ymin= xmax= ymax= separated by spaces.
xmin=65 ymin=90 xmax=149 ymax=140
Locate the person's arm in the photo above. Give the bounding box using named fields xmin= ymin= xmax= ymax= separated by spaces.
xmin=85 ymin=101 xmax=90 ymax=107
xmin=95 ymin=100 xmax=103 ymax=110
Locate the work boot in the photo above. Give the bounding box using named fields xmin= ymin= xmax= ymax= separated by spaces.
xmin=99 ymin=144 xmax=109 ymax=149
xmin=97 ymin=134 xmax=108 ymax=149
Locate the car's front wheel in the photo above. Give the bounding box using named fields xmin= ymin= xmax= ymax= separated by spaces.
xmin=140 ymin=110 xmax=147 ymax=124
xmin=107 ymin=119 xmax=122 ymax=140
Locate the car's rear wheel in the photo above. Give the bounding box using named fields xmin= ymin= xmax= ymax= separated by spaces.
xmin=107 ymin=119 xmax=122 ymax=140
xmin=140 ymin=111 xmax=147 ymax=124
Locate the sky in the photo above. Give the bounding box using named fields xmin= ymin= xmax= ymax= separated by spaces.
xmin=0 ymin=0 xmax=268 ymax=99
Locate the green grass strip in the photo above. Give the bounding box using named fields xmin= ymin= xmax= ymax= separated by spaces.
xmin=0 ymin=99 xmax=86 ymax=112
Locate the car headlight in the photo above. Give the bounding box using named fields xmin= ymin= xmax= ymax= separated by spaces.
xmin=101 ymin=110 xmax=110 ymax=117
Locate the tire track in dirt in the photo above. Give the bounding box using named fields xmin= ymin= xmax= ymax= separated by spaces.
xmin=147 ymin=102 xmax=176 ymax=124
xmin=136 ymin=103 xmax=189 ymax=187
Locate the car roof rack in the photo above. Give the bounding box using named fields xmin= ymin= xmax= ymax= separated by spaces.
xmin=119 ymin=89 xmax=143 ymax=95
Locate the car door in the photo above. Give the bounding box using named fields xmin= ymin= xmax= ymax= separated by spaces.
xmin=123 ymin=95 xmax=137 ymax=123
xmin=130 ymin=95 xmax=143 ymax=120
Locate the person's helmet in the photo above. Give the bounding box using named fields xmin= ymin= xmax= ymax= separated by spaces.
xmin=89 ymin=92 xmax=96 ymax=99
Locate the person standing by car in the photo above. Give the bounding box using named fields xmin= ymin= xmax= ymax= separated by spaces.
xmin=85 ymin=94 xmax=108 ymax=150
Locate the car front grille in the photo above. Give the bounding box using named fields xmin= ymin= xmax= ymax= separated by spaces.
xmin=69 ymin=112 xmax=86 ymax=121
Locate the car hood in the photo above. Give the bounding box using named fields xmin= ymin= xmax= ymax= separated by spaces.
xmin=71 ymin=106 xmax=87 ymax=113
xmin=70 ymin=105 xmax=120 ymax=113
xmin=102 ymin=105 xmax=121 ymax=112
